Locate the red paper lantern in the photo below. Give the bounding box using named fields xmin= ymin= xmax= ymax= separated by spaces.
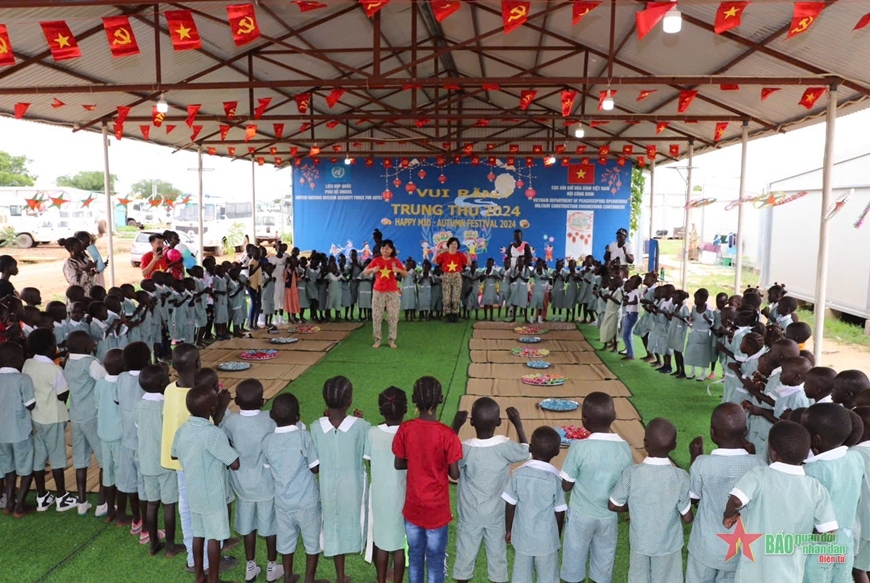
xmin=438 ymin=174 xmax=447 ymax=184
xmin=516 ymin=179 xmax=524 ymax=189
xmin=417 ymin=169 xmax=426 ymax=180
xmin=393 ymin=177 xmax=402 ymax=188
xmin=525 ymin=188 xmax=536 ymax=200
xmin=382 ymin=189 xmax=393 ymax=201
xmin=405 ymin=181 xmax=416 ymax=193
xmin=487 ymin=172 xmax=495 ymax=182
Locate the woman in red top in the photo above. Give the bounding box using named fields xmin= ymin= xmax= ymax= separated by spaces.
xmin=362 ymin=239 xmax=408 ymax=348
xmin=434 ymin=237 xmax=468 ymax=323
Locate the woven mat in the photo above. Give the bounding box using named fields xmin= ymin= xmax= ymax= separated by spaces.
xmin=470 ymin=350 xmax=603 ymax=365
xmin=472 ymin=329 xmax=588 ymax=340
xmin=467 ymin=363 xmax=609 ymax=381
xmin=468 ymin=339 xmax=595 ymax=352
xmin=464 ymin=378 xmax=632 ymax=398
xmin=473 ymin=321 xmax=583 ymax=332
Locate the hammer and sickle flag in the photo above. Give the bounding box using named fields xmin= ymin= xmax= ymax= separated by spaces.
xmin=295 ymin=93 xmax=311 ymax=114
xmin=787 ymin=2 xmax=824 ymax=39
xmin=102 ymin=16 xmax=139 ymax=57
xmin=430 ymin=0 xmax=461 ymax=23
xmin=561 ymin=90 xmax=578 ymax=117
xmin=227 ymin=4 xmax=261 ymax=46
xmin=360 ymin=0 xmax=390 ymax=18
xmin=0 ymin=25 xmax=16 ymax=66
xmin=502 ymin=0 xmax=530 ymax=34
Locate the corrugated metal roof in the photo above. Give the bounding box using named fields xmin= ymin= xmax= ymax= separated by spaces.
xmin=769 ymin=152 xmax=870 ymax=192
xmin=0 ymin=0 xmax=868 ymax=165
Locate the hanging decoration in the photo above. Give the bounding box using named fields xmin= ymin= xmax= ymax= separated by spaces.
xmin=80 ymin=195 xmax=97 ymax=208
xmin=685 ymin=197 xmax=717 ymax=209
xmin=293 ymin=1 xmax=328 ymax=12
xmin=656 ymin=122 xmax=669 ymax=134
xmin=165 ymin=10 xmax=202 ymax=51
xmin=51 ymin=98 xmax=65 ymax=108
xmin=855 ymin=200 xmax=870 ymax=229
xmin=165 ymin=124 xmax=176 ymax=134
xmin=190 ymin=125 xmax=203 ymax=141
xmin=227 ymin=4 xmax=261 ymax=46
xmin=13 ymin=102 xmax=29 ymax=119
xmin=854 ymin=12 xmax=870 ymax=31
xmin=561 ymin=90 xmax=578 ymax=117
xmin=519 ymin=90 xmax=537 ymax=111
xmin=139 ymin=125 xmax=150 ymax=140
xmin=635 ymin=2 xmax=673 ymax=40
xmin=431 ymin=0 xmax=461 ymax=22
xmin=714 ymin=122 xmax=729 ymax=142
xmin=646 ymin=145 xmax=657 ymax=158
xmin=597 ymin=90 xmax=616 ymax=111
xmin=113 ymin=122 xmax=124 ymax=140
xmin=502 ymin=0 xmax=530 ymax=34
xmin=326 ymin=88 xmax=345 ymax=108
xmin=185 ymin=104 xmax=200 ymax=128
xmin=102 ymin=15 xmax=139 ymax=57
xmin=223 ymin=101 xmax=238 ymax=119
xmin=677 ymin=90 xmax=698 ymax=113
xmin=637 ymin=89 xmax=656 ymax=101
xmin=0 ymin=25 xmax=15 ymax=66
xmin=761 ymin=87 xmax=780 ymax=101
xmin=798 ymin=87 xmax=825 ymax=109
xmin=295 ymin=93 xmax=311 ymax=114
xmin=40 ymin=21 xmax=81 ymax=61
xmin=669 ymin=144 xmax=680 ymax=157
xmin=720 ymin=84 xmax=739 ymax=91
xmin=824 ymin=188 xmax=853 ymax=221
xmin=573 ymin=1 xmax=602 ymax=26
xmin=273 ymin=124 xmax=284 ymax=139
xmin=360 ymin=0 xmax=390 ymax=18
xmin=714 ymin=2 xmax=748 ymax=35
xmin=245 ymin=125 xmax=257 ymax=141
xmin=787 ymin=2 xmax=824 ymax=39
xmin=724 ymin=195 xmax=757 ymax=211
xmin=253 ymin=97 xmax=271 ymax=119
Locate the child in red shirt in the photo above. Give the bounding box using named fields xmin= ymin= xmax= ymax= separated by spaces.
xmin=392 ymin=376 xmax=462 ymax=583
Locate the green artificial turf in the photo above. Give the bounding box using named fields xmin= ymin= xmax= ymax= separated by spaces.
xmin=3 ymin=316 xmax=725 ymax=583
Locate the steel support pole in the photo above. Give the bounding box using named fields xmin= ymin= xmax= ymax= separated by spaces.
xmin=101 ymin=122 xmax=115 ymax=287
xmin=197 ymin=146 xmax=205 ymax=261
xmin=648 ymin=159 xmax=655 ymax=269
xmin=735 ymin=121 xmax=749 ymax=293
xmin=813 ymin=84 xmax=838 ymax=365
xmin=680 ymin=140 xmax=693 ymax=289
xmin=251 ymin=158 xmax=257 ymax=246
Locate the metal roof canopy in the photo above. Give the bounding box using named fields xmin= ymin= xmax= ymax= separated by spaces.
xmin=0 ymin=0 xmax=867 ymax=161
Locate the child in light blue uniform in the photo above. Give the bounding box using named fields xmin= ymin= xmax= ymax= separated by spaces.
xmin=684 ymin=289 xmax=714 ymax=380
xmin=560 ymin=393 xmax=633 ymax=583
xmin=667 ymin=290 xmax=691 ymax=379
xmin=609 ymin=418 xmax=693 ymax=583
xmin=116 ymin=341 xmax=150 ymax=530
xmin=502 ymin=426 xmax=566 ymax=583
xmin=0 ymin=342 xmax=36 ymax=517
xmin=63 ymin=330 xmax=107 ymax=516
xmin=851 ymin=407 xmax=870 ymax=575
xmin=94 ymin=349 xmax=123 ymax=524
xmin=452 ymin=398 xmax=529 ymax=583
xmin=262 ymin=393 xmax=320 ymax=583
xmin=221 ymin=380 xmax=280 ymax=582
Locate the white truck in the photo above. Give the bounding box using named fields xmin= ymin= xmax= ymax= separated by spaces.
xmin=172 ymin=195 xmax=252 ymax=255
xmin=0 ymin=187 xmax=107 ymax=248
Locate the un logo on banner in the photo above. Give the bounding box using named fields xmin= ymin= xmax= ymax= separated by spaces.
xmin=329 ymin=166 xmax=347 ymax=181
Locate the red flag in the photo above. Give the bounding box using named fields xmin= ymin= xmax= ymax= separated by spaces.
xmin=597 ymin=90 xmax=616 ymax=111
xmin=293 ymin=1 xmax=328 ymax=12
xmin=443 ymin=83 xmax=461 ymax=90
xmin=223 ymin=101 xmax=238 ymax=119
xmin=274 ymin=157 xmax=283 ymax=166
xmin=798 ymin=87 xmax=825 ymax=109
xmin=253 ymin=97 xmax=271 ymax=119
xmin=509 ymin=144 xmax=520 ymax=153
xmin=561 ymin=90 xmax=578 ymax=117
xmin=295 ymin=93 xmax=311 ymax=113
xmin=190 ymin=125 xmax=203 ymax=141
xmin=568 ymin=164 xmax=595 ymax=184
xmin=502 ymin=0 xmax=530 ymax=34
xmin=245 ymin=125 xmax=257 ymax=141
xmin=714 ymin=2 xmax=748 ymax=34
xmin=787 ymin=2 xmax=824 ymax=39
xmin=219 ymin=125 xmax=230 ymax=141
xmin=116 ymin=105 xmax=131 ymax=125
xmin=164 ymin=10 xmax=202 ymax=51
xmin=714 ymin=122 xmax=729 ymax=142
xmin=227 ymin=4 xmax=261 ymax=46
xmin=326 ymin=88 xmax=345 ymax=108
xmin=270 ymin=147 xmax=279 ymax=155
xmin=635 ymin=2 xmax=672 ymax=40
xmin=326 ymin=120 xmax=340 ymax=129
xmin=13 ymin=102 xmax=29 ymax=119
xmin=431 ymin=0 xmax=461 ymax=22
xmin=669 ymin=144 xmax=680 ymax=157
xmin=575 ymin=145 xmax=587 ymax=155
xmin=598 ymin=157 xmax=607 ymax=165
xmin=761 ymin=87 xmax=780 ymax=101
xmin=678 ymin=90 xmax=698 ymax=113
xmin=519 ymin=90 xmax=537 ymax=111
xmin=208 ymin=147 xmax=216 ymax=156
xmin=656 ymin=122 xmax=669 ymax=134
xmin=300 ymin=123 xmax=311 ymax=132
xmin=82 ymin=104 xmax=97 ymax=111
xmin=360 ymin=0 xmax=390 ymax=18
xmin=854 ymin=12 xmax=870 ymax=30
xmin=165 ymin=125 xmax=177 ymax=134
xmin=290 ymin=147 xmax=298 ymax=157
xmin=257 ymin=157 xmax=265 ymax=166
xmin=622 ymin=145 xmax=634 ymax=155
xmin=140 ymin=125 xmax=150 ymax=140
xmin=152 ymin=106 xmax=165 ymax=127
xmin=185 ymin=104 xmax=200 ymax=128
xmin=617 ymin=157 xmax=627 ymax=167
xmin=415 ymin=119 xmax=431 ymax=128
xmin=720 ymin=84 xmax=740 ymax=91
xmin=366 ymin=158 xmax=374 ymax=167
xmin=482 ymin=83 xmax=501 ymax=91
xmin=637 ymin=156 xmax=646 ymax=168
xmin=40 ymin=21 xmax=81 ymax=61
xmin=463 ymin=144 xmax=473 ymax=156
xmin=599 ymin=145 xmax=610 ymax=157
xmin=637 ymin=89 xmax=656 ymax=101
xmin=506 ymin=157 xmax=516 ymax=166
xmin=273 ymin=124 xmax=284 ymax=139
xmin=102 ymin=15 xmax=139 ymax=57
xmin=525 ymin=157 xmax=534 ymax=168
xmin=532 ymin=145 xmax=543 ymax=154
xmin=51 ymin=98 xmax=65 ymax=108
xmin=249 ymin=147 xmax=257 ymax=155
xmin=646 ymin=145 xmax=657 ymax=158
xmin=561 ymin=157 xmax=570 ymax=167
xmin=228 ymin=147 xmax=236 ymax=156
xmin=573 ymin=1 xmax=601 ymax=25
xmin=555 ymin=144 xmax=566 ymax=154
xmin=0 ymin=25 xmax=15 ymax=66
xmin=589 ymin=120 xmax=609 ymax=128
xmin=475 ymin=119 xmax=490 ymax=128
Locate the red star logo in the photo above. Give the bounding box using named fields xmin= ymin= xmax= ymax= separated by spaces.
xmin=718 ymin=517 xmax=763 ymax=562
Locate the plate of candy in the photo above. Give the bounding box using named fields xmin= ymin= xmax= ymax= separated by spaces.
xmin=239 ymin=349 xmax=279 ymax=361
xmin=538 ymin=398 xmax=579 ymax=412
xmin=217 ymin=361 xmax=252 ymax=371
xmin=523 ymin=374 xmax=566 ymax=386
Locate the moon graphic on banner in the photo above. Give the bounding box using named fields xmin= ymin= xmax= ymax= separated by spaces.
xmin=453 ymin=173 xmax=516 ymax=210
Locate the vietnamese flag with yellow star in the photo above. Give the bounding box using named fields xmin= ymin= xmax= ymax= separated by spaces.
xmin=714 ymin=122 xmax=729 ymax=142
xmin=165 ymin=10 xmax=202 ymax=51
xmin=40 ymin=21 xmax=81 ymax=61
xmin=561 ymin=90 xmax=578 ymax=117
xmin=798 ymin=87 xmax=825 ymax=109
xmin=0 ymin=24 xmax=16 ymax=66
xmin=102 ymin=15 xmax=139 ymax=57
xmin=567 ymin=164 xmax=595 ymax=184
xmin=714 ymin=2 xmax=748 ymax=34
xmin=227 ymin=4 xmax=261 ymax=46
xmin=678 ymin=90 xmax=698 ymax=113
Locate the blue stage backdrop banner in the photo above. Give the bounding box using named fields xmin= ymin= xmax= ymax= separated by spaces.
xmin=293 ymin=158 xmax=632 ymax=263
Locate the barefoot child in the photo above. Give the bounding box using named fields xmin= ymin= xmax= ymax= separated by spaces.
xmin=650 ymin=284 xmax=675 ymax=372
xmin=560 ymin=392 xmax=633 ymax=583
xmin=0 ymin=342 xmax=35 ymax=517
xmin=393 ymin=376 xmax=462 ymax=583
xmin=633 ymin=272 xmax=659 ymax=362
xmin=599 ymin=276 xmax=624 ymax=352
xmin=220 ymin=379 xmax=281 ymax=582
xmin=685 ymin=403 xmax=764 ymax=583
xmin=310 ymin=376 xmax=371 ymax=583
xmin=136 ymin=364 xmax=184 ymax=557
xmin=723 ymin=421 xmax=837 ymax=582
xmin=609 ymin=418 xmax=693 ymax=583
xmin=365 ymin=387 xmax=409 ymax=583
xmin=262 ymin=393 xmax=322 ymax=583
xmin=172 ymin=386 xmax=240 ymax=583
xmin=802 ymin=404 xmax=866 ymax=583
xmin=620 ymin=275 xmax=642 ymax=360
xmin=503 ymin=426 xmax=567 ymax=583
xmin=452 ymin=398 xmax=530 ymax=583
xmin=666 ymin=290 xmax=691 ymax=379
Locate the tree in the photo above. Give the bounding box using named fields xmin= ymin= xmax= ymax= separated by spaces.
xmin=0 ymin=151 xmax=36 ymax=186
xmin=630 ymin=166 xmax=646 ymax=235
xmin=57 ymin=170 xmax=117 ymax=192
xmin=130 ymin=179 xmax=182 ymax=201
